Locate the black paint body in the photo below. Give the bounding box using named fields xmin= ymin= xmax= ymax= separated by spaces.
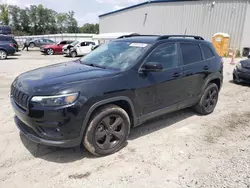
xmin=10 ymin=36 xmax=223 ymax=147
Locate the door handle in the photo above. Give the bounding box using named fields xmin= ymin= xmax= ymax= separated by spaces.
xmin=204 ymin=66 xmax=209 ymax=70
xmin=172 ymin=72 xmax=180 ymax=78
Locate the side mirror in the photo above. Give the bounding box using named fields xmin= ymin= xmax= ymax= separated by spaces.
xmin=141 ymin=62 xmax=163 ymax=72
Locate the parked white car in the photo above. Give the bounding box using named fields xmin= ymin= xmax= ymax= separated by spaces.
xmin=62 ymin=40 xmax=96 ymax=57
xmin=91 ymin=32 xmax=139 ymax=51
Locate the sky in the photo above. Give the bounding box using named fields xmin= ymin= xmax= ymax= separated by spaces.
xmin=1 ymin=0 xmax=146 ymax=25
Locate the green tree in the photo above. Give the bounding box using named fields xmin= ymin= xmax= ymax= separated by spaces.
xmin=66 ymin=11 xmax=78 ymax=33
xmin=20 ymin=8 xmax=31 ymax=35
xmin=29 ymin=5 xmax=38 ymax=35
xmin=9 ymin=5 xmax=21 ymax=34
xmin=0 ymin=4 xmax=10 ymax=25
xmin=56 ymin=13 xmax=68 ymax=33
xmin=80 ymin=23 xmax=99 ymax=34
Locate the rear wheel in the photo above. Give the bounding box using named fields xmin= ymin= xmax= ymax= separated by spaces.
xmin=233 ymin=73 xmax=240 ymax=84
xmin=194 ymin=83 xmax=219 ymax=115
xmin=47 ymin=48 xmax=54 ymax=55
xmin=0 ymin=50 xmax=7 ymax=60
xmin=70 ymin=51 xmax=77 ymax=58
xmin=83 ymin=104 xmax=130 ymax=156
xmin=29 ymin=43 xmax=35 ymax=48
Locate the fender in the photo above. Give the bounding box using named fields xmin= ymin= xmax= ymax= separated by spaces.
xmin=202 ymin=72 xmax=223 ymax=92
xmin=80 ymin=96 xmax=137 ymax=138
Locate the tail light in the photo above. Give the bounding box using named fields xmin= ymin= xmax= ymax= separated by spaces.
xmin=9 ymin=43 xmax=14 ymax=47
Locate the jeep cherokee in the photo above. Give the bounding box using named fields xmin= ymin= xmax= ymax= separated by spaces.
xmin=10 ymin=35 xmax=223 ymax=156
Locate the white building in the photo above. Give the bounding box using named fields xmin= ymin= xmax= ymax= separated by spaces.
xmin=99 ymin=0 xmax=250 ymax=55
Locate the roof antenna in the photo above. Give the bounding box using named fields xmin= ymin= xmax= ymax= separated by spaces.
xmin=184 ymin=28 xmax=187 ymax=38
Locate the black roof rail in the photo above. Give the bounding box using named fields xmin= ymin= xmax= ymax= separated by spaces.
xmin=117 ymin=33 xmax=140 ymax=39
xmin=157 ymin=35 xmax=204 ymax=40
xmin=117 ymin=34 xmax=160 ymax=39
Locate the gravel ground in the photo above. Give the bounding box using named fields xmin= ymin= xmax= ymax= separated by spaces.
xmin=0 ymin=51 xmax=250 ymax=188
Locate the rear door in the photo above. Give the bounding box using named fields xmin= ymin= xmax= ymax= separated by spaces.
xmin=178 ymin=42 xmax=211 ymax=108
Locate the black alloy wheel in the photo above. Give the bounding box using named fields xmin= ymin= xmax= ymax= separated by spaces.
xmin=203 ymin=87 xmax=218 ymax=113
xmin=95 ymin=115 xmax=125 ymax=150
xmin=83 ymin=104 xmax=130 ymax=156
xmin=194 ymin=83 xmax=219 ymax=115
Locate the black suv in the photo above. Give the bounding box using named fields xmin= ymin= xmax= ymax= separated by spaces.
xmin=0 ymin=35 xmax=16 ymax=59
xmin=10 ymin=35 xmax=223 ymax=156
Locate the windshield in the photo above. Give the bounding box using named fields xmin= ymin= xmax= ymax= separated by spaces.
xmin=71 ymin=40 xmax=79 ymax=46
xmin=80 ymin=41 xmax=150 ymax=71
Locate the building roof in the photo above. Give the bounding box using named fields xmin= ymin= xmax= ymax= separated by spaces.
xmin=99 ymin=0 xmax=199 ymax=17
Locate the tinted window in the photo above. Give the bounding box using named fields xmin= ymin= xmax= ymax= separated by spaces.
xmin=180 ymin=43 xmax=202 ymax=65
xmin=87 ymin=42 xmax=95 ymax=46
xmin=80 ymin=42 xmax=87 ymax=46
xmin=0 ymin=36 xmax=11 ymax=41
xmin=60 ymin=41 xmax=67 ymax=45
xmin=145 ymin=43 xmax=178 ymax=70
xmin=201 ymin=44 xmax=214 ymax=59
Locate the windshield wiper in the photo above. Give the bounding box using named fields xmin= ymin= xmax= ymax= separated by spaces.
xmin=85 ymin=63 xmax=106 ymax=69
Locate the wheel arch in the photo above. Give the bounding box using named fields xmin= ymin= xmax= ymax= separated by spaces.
xmin=80 ymin=96 xmax=137 ymax=138
xmin=203 ymin=73 xmax=223 ymax=92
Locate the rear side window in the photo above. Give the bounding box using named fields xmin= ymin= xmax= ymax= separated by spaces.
xmin=201 ymin=44 xmax=214 ymax=59
xmin=180 ymin=43 xmax=202 ymax=65
xmin=60 ymin=41 xmax=67 ymax=45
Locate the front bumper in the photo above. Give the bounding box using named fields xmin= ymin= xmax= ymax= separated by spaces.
xmin=63 ymin=49 xmax=70 ymax=56
xmin=40 ymin=48 xmax=46 ymax=53
xmin=15 ymin=116 xmax=81 ymax=147
xmin=11 ymin=97 xmax=83 ymax=148
xmin=233 ymin=68 xmax=250 ymax=83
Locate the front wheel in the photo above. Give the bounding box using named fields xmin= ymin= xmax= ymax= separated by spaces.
xmin=70 ymin=51 xmax=77 ymax=58
xmin=29 ymin=43 xmax=35 ymax=48
xmin=193 ymin=83 xmax=219 ymax=115
xmin=47 ymin=48 xmax=54 ymax=55
xmin=83 ymin=104 xmax=130 ymax=156
xmin=0 ymin=50 xmax=7 ymax=60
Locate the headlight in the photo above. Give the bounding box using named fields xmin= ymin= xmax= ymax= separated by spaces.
xmin=31 ymin=93 xmax=79 ymax=107
xmin=236 ymin=62 xmax=242 ymax=69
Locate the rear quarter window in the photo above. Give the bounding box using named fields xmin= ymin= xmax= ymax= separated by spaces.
xmin=201 ymin=44 xmax=215 ymax=59
xmin=180 ymin=43 xmax=203 ymax=65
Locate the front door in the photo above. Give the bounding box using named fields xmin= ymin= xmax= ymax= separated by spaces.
xmin=135 ymin=42 xmax=183 ymax=119
xmin=78 ymin=42 xmax=92 ymax=55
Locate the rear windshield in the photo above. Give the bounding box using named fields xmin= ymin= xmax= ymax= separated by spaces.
xmin=0 ymin=36 xmax=11 ymax=41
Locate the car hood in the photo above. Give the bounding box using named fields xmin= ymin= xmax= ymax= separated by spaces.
xmin=14 ymin=60 xmax=119 ymax=93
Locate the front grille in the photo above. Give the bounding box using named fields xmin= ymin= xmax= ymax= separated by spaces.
xmin=11 ymin=85 xmax=29 ymax=110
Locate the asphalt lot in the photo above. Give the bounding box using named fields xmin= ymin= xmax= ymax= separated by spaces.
xmin=0 ymin=50 xmax=250 ymax=188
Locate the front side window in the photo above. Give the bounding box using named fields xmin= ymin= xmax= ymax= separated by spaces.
xmin=180 ymin=43 xmax=202 ymax=65
xmin=80 ymin=41 xmax=150 ymax=71
xmin=144 ymin=43 xmax=178 ymax=70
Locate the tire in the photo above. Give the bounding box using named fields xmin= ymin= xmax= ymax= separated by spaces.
xmin=83 ymin=104 xmax=130 ymax=156
xmin=47 ymin=48 xmax=54 ymax=55
xmin=0 ymin=50 xmax=7 ymax=60
xmin=233 ymin=73 xmax=240 ymax=84
xmin=193 ymin=83 xmax=219 ymax=115
xmin=29 ymin=43 xmax=35 ymax=48
xmin=70 ymin=51 xmax=77 ymax=58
